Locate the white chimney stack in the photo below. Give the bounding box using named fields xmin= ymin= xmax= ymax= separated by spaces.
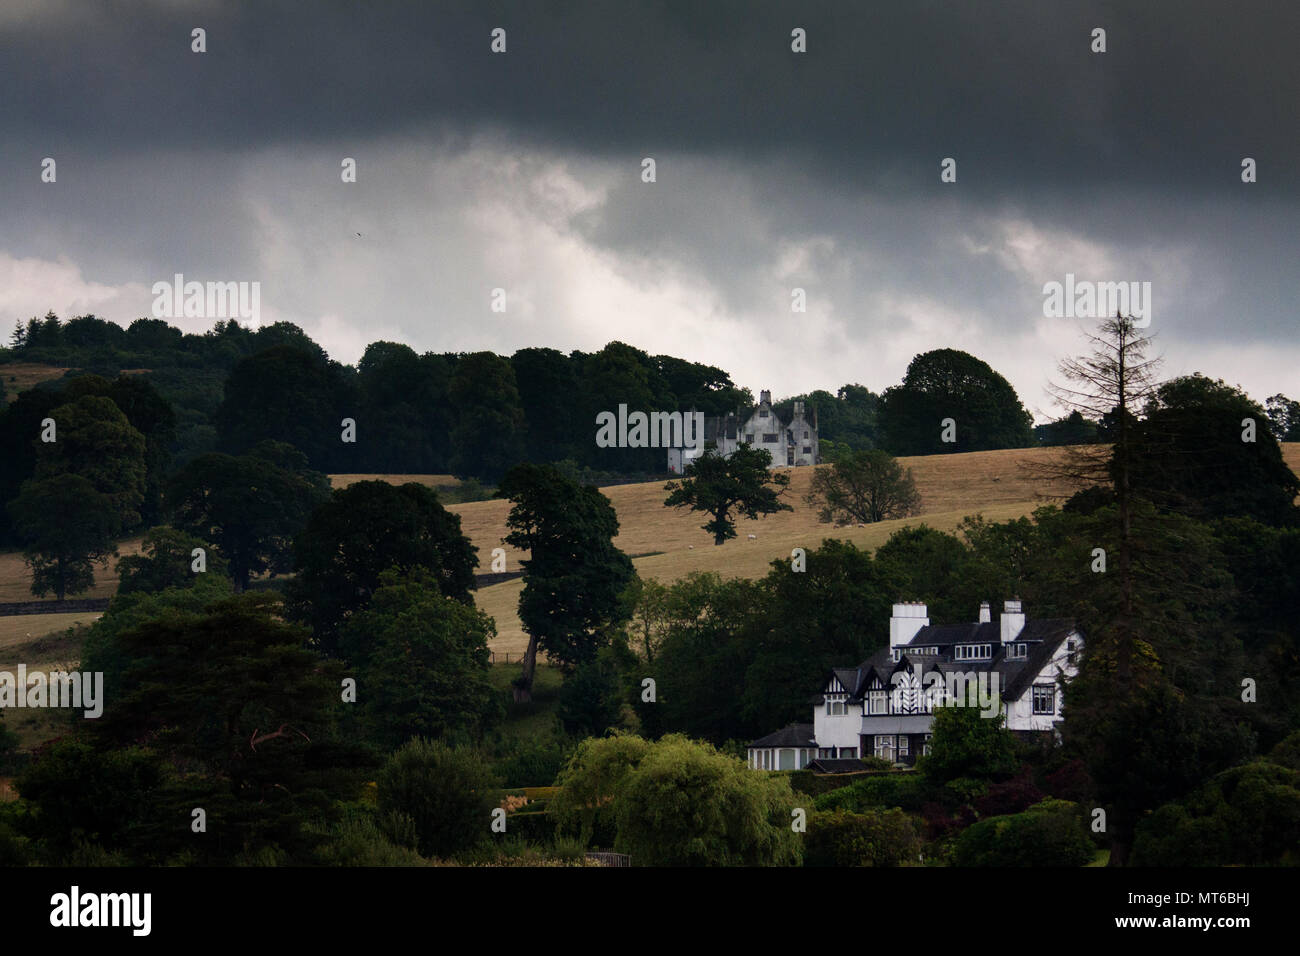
xmin=890 ymin=602 xmax=930 ymax=649
xmin=978 ymin=601 xmax=991 ymax=624
xmin=1000 ymin=599 xmax=1026 ymax=644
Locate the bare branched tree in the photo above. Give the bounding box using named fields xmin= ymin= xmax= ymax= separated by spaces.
xmin=1026 ymin=313 xmax=1163 ymax=683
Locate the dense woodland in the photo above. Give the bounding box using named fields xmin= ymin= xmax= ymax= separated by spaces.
xmin=0 ymin=311 xmax=1298 ymax=867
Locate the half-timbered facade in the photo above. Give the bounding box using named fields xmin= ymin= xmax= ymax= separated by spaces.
xmin=748 ymin=600 xmax=1084 ymax=770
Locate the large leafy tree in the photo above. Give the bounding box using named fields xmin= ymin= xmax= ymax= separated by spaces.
xmin=339 ymin=568 xmax=502 ymax=749
xmin=614 ymin=735 xmax=803 ymax=866
xmin=8 ymin=474 xmax=121 ymax=599
xmin=663 ymin=444 xmax=793 ymax=545
xmin=877 ymin=349 xmax=1034 ymax=455
xmin=1129 ymin=374 xmax=1299 ymax=526
xmin=498 ymin=463 xmax=636 ymax=701
xmin=167 ymin=441 xmax=330 ymax=591
xmin=356 ymin=343 xmax=453 ymax=472
xmin=806 ymin=448 xmax=920 ymax=524
xmin=215 ymin=344 xmax=358 ymax=471
xmin=87 ymin=592 xmax=367 ymax=863
xmin=115 ymin=525 xmax=227 ymax=595
xmin=447 ymin=351 xmax=527 ymax=481
xmin=8 ymin=394 xmax=148 ymax=598
xmin=287 ymin=480 xmax=477 ymax=655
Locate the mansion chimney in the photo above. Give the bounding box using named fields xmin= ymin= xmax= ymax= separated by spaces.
xmin=890 ymin=602 xmax=930 ymax=649
xmin=1000 ymin=599 xmax=1026 ymax=644
xmin=978 ymin=601 xmax=991 ymax=624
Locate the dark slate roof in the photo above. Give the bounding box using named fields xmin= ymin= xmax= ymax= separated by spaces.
xmin=1002 ymin=623 xmax=1078 ymax=699
xmin=748 ymin=723 xmax=817 ymax=749
xmin=807 ymin=758 xmax=869 ymax=774
xmin=907 ymin=621 xmax=1000 ymax=646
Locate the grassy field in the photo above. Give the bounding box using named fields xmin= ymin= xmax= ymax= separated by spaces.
xmin=488 ymin=662 xmax=563 ymax=742
xmin=457 ymin=442 xmax=1300 ymax=654
xmin=0 ymin=615 xmax=94 ymax=751
xmin=0 ymin=362 xmax=70 ymax=394
xmin=329 ymin=473 xmax=459 ymax=490
xmin=0 ymin=537 xmax=143 ymax=603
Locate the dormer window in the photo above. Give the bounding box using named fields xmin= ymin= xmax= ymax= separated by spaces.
xmin=759 ymin=409 xmax=769 ymax=418
xmin=1007 ymin=643 xmax=1027 ymax=660
xmin=1067 ymin=639 xmax=1078 ymax=665
xmin=826 ymin=699 xmax=846 ymax=716
xmin=954 ymin=643 xmax=992 ymax=661
xmin=869 ymin=690 xmax=887 ymax=715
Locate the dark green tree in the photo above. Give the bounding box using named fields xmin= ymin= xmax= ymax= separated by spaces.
xmin=376 ymin=738 xmax=502 ymax=859
xmin=287 ymin=480 xmax=477 ymax=655
xmin=498 ymin=463 xmax=636 ymax=701
xmin=339 ymin=567 xmax=503 ymax=749
xmin=1129 ymin=374 xmax=1299 ymax=526
xmin=447 ymin=351 xmax=526 ymax=481
xmin=663 ymin=444 xmax=792 ymax=545
xmin=115 ymin=525 xmax=227 ymax=595
xmin=878 ymin=349 xmax=1034 ymax=455
xmin=8 ymin=474 xmax=120 ymax=598
xmin=806 ymin=448 xmax=920 ymax=524
xmin=167 ymin=442 xmax=329 ymax=591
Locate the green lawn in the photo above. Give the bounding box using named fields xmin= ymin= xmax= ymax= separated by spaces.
xmin=489 ymin=662 xmax=564 ymax=743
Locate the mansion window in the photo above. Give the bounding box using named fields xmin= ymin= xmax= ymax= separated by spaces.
xmin=954 ymin=643 xmax=992 ymax=661
xmin=840 ymin=748 xmax=857 ymax=758
xmin=868 ymin=690 xmax=887 ymax=715
xmin=873 ymin=735 xmax=896 ymax=760
xmin=922 ymin=734 xmax=932 ymax=756
xmin=759 ymin=409 xmax=769 ymax=418
xmin=1007 ymin=643 xmax=1027 ymax=660
xmin=898 ymin=736 xmax=909 ymax=756
xmin=826 ymin=698 xmax=847 ymax=716
xmin=803 ymin=446 xmax=812 ymax=454
xmin=803 ymin=430 xmax=810 ymax=439
xmin=818 ymin=748 xmax=835 ymax=758
xmin=1032 ymin=684 xmax=1057 ymax=715
xmin=1067 ymin=639 xmax=1078 ymax=665
xmin=744 ymin=434 xmax=753 ymax=443
xmin=762 ymin=433 xmax=778 ymax=442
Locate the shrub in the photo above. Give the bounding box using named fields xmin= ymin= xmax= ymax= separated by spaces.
xmin=974 ymin=770 xmax=1043 ymax=818
xmin=504 ymin=811 xmax=555 ymax=844
xmin=804 ymin=809 xmax=923 ymax=867
xmin=315 ymin=814 xmax=428 ymax=866
xmin=1131 ymin=760 xmax=1300 ymax=866
xmin=814 ymin=773 xmax=932 ymax=813
xmin=550 ymin=734 xmax=653 ymax=847
xmin=376 ymin=738 xmax=501 ymax=859
xmin=614 ymin=735 xmax=802 ymax=866
xmin=952 ymin=799 xmax=1093 ymax=867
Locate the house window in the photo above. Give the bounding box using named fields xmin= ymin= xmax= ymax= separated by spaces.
xmin=869 ymin=690 xmax=887 ymax=715
xmin=762 ymin=433 xmax=778 ymax=442
xmin=1007 ymin=643 xmax=1026 ymax=660
xmin=874 ymin=735 xmax=896 ymax=761
xmin=827 ymin=699 xmax=846 ymax=716
xmin=744 ymin=434 xmax=753 ymax=443
xmin=839 ymin=748 xmax=857 ymax=759
xmin=898 ymin=736 xmax=910 ymax=756
xmin=802 ymin=446 xmax=812 ymax=454
xmin=922 ymin=734 xmax=932 ymax=756
xmin=803 ymin=430 xmax=810 ymax=439
xmin=818 ymin=748 xmax=835 ymax=758
xmin=891 ymin=648 xmax=901 ymax=662
xmin=955 ymin=644 xmax=992 ymax=661
xmin=759 ymin=409 xmax=769 ymax=418
xmin=1032 ymin=685 xmax=1056 ymax=715
xmin=1067 ymin=639 xmax=1078 ymax=665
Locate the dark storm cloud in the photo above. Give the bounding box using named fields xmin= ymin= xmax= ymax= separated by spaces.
xmin=3 ymin=0 xmax=1297 ymax=195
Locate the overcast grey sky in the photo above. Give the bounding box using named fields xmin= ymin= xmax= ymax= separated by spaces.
xmin=2 ymin=0 xmax=1296 ymax=420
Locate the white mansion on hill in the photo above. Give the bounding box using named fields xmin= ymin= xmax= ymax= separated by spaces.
xmin=667 ymin=389 xmax=820 ymax=474
xmin=748 ymin=600 xmax=1084 ymax=772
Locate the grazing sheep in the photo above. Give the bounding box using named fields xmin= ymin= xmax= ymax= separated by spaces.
xmin=747 ymin=534 xmax=757 ymax=540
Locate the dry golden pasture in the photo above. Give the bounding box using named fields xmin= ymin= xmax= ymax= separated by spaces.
xmin=0 ymin=362 xmax=70 ymax=393
xmin=367 ymin=442 xmax=1300 ymax=655
xmin=0 ymin=537 xmax=143 ymax=603
xmin=328 ymin=473 xmax=459 ymax=490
